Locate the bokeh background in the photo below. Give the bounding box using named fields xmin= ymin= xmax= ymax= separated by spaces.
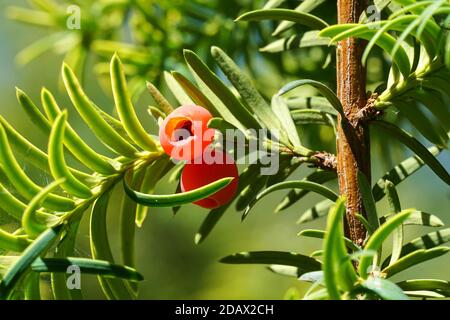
xmin=0 ymin=0 xmax=448 ymax=299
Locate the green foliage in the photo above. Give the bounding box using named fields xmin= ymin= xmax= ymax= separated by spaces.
xmin=216 ymin=0 xmax=450 ymax=301
xmin=124 ymin=174 xmax=234 ymax=208
xmin=6 ymin=0 xmax=299 ymax=99
xmin=0 ymin=0 xmax=449 ymax=300
xmin=220 ymin=251 xmax=322 ymax=278
xmin=0 ymin=47 xmax=330 ymax=298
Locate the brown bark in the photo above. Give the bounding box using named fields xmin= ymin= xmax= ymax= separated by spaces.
xmin=336 ymin=0 xmax=370 ymax=246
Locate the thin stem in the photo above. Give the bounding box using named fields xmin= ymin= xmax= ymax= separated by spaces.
xmin=61 ymin=150 xmax=164 ymax=223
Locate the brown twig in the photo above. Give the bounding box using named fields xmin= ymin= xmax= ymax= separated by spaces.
xmin=311 ymin=151 xmax=337 ymax=171
xmin=353 ymin=92 xmax=383 ymax=125
xmin=336 ymin=0 xmax=370 ymax=248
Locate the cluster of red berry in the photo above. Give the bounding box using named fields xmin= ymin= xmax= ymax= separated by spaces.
xmin=159 ymin=105 xmax=239 ymax=209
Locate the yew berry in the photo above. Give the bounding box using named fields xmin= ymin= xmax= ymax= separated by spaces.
xmin=159 ymin=105 xmax=215 ymax=161
xmin=181 ymin=150 xmax=239 ymax=209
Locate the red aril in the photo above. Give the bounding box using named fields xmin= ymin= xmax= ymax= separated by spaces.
xmin=159 ymin=105 xmax=214 ymax=161
xmin=180 ymin=150 xmax=238 ymax=209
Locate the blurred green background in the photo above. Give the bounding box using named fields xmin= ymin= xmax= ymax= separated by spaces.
xmin=0 ymin=0 xmax=448 ymax=299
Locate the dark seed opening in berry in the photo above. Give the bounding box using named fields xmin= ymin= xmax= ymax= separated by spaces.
xmin=171 ymin=120 xmax=194 ymax=142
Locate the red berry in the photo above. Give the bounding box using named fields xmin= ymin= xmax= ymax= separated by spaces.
xmin=159 ymin=105 xmax=215 ymax=161
xmin=181 ymin=150 xmax=239 ymax=209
